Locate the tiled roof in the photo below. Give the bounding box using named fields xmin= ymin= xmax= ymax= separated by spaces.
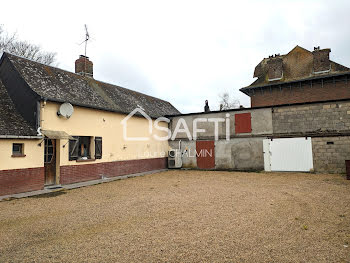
xmin=241 ymin=45 xmax=350 ymax=92
xmin=5 ymin=53 xmax=180 ymax=118
xmin=0 ymin=79 xmax=37 ymax=136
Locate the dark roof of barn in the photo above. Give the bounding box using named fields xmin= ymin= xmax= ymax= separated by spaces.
xmin=4 ymin=52 xmax=180 ymax=118
xmin=0 ymin=79 xmax=37 ymax=136
xmin=241 ymin=45 xmax=350 ymax=94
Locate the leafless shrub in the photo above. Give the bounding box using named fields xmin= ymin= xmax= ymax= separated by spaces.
xmin=0 ymin=25 xmax=56 ymax=65
xmin=218 ymin=92 xmax=240 ymax=110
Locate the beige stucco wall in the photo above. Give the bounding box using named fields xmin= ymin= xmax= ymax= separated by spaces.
xmin=41 ymin=102 xmax=169 ymax=166
xmin=0 ymin=139 xmax=43 ymax=170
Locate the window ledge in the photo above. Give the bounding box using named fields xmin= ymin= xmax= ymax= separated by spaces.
xmin=11 ymin=154 xmax=26 ymax=158
xmin=76 ymin=158 xmax=96 ymax=163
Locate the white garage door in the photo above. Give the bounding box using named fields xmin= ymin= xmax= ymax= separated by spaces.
xmin=263 ymin=137 xmax=313 ymax=172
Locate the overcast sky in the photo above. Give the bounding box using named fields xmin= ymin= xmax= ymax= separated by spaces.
xmin=1 ymin=0 xmax=350 ymax=113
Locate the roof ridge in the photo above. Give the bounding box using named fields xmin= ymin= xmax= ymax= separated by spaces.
xmin=2 ymin=52 xmax=180 ymax=117
xmin=286 ymin=45 xmax=311 ymax=56
xmin=3 ymin=52 xmax=174 ymax=106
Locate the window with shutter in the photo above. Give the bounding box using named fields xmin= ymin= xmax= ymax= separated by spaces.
xmin=95 ymin=137 xmax=102 ymax=159
xmin=235 ymin=113 xmax=252 ymax=134
xmin=69 ymin=136 xmax=79 ymax=161
xmin=78 ymin=136 xmax=91 ymax=158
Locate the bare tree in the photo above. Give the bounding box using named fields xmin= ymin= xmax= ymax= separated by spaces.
xmin=0 ymin=25 xmax=56 ymax=65
xmin=218 ymin=92 xmax=240 ymax=111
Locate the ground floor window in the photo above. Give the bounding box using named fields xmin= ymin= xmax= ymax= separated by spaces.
xmin=78 ymin=136 xmax=91 ymax=159
xmin=69 ymin=136 xmax=102 ymax=161
xmin=12 ymin=143 xmax=25 ymax=157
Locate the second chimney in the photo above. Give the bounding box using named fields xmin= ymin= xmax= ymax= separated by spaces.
xmin=75 ymin=55 xmax=93 ymax=77
xmin=313 ymin=48 xmax=331 ymax=73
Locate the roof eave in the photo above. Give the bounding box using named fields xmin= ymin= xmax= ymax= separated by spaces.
xmin=240 ymin=71 xmax=350 ymax=94
xmin=0 ymin=135 xmax=42 ymax=139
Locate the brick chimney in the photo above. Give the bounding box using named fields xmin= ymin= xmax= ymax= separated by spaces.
xmin=313 ymin=47 xmax=331 ymax=73
xmin=267 ymin=55 xmax=283 ymax=81
xmin=75 ymin=55 xmax=93 ymax=77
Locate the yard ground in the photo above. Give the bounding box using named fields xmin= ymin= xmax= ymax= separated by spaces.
xmin=0 ymin=170 xmax=350 ymax=263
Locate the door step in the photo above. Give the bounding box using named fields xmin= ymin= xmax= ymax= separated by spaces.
xmin=45 ymin=185 xmax=63 ymax=190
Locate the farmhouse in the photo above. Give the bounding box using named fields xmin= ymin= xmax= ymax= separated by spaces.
xmin=0 ymin=53 xmax=179 ymax=196
xmin=168 ymin=46 xmax=350 ymax=173
xmin=1 ymin=45 xmax=350 ymax=197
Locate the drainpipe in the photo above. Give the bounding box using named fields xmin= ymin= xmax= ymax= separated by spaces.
xmin=37 ymin=99 xmax=46 ymax=136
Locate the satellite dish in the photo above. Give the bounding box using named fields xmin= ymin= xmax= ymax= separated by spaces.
xmin=57 ymin=103 xmax=74 ymax=119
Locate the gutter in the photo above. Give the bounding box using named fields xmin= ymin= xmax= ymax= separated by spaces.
xmin=0 ymin=135 xmax=43 ymax=139
xmin=240 ymin=71 xmax=350 ymax=94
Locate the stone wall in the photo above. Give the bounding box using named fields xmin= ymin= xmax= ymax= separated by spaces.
xmin=273 ymin=100 xmax=350 ymax=134
xmin=312 ymin=136 xmax=350 ymax=174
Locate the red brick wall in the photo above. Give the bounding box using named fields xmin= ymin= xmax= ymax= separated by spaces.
xmin=60 ymin=157 xmax=167 ymax=185
xmin=251 ymin=78 xmax=350 ymax=107
xmin=0 ymin=167 xmax=44 ymax=196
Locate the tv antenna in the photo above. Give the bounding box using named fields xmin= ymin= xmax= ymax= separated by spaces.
xmin=83 ymin=24 xmax=90 ymax=58
xmin=78 ymin=24 xmax=90 ymax=76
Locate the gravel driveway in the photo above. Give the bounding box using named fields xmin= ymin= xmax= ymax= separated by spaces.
xmin=0 ymin=170 xmax=349 ymax=262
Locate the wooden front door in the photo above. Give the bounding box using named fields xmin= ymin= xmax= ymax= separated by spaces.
xmin=196 ymin=141 xmax=215 ymax=169
xmin=44 ymin=138 xmax=56 ymax=185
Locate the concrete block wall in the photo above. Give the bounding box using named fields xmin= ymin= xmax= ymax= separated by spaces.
xmin=171 ymin=136 xmax=350 ymax=173
xmin=312 ymin=136 xmax=350 ymax=174
xmin=169 ymin=140 xmax=197 ymax=168
xmin=170 ymin=108 xmax=272 ymax=140
xmin=168 ymin=99 xmax=350 ymax=173
xmin=273 ymin=100 xmax=350 ymax=134
xmin=169 ymin=138 xmax=265 ymax=171
xmin=215 ymin=138 xmax=264 ymax=170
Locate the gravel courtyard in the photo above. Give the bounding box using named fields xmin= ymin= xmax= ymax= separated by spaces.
xmin=0 ymin=170 xmax=349 ymax=262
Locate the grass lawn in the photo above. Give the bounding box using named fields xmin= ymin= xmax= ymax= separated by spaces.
xmin=0 ymin=170 xmax=349 ymax=262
